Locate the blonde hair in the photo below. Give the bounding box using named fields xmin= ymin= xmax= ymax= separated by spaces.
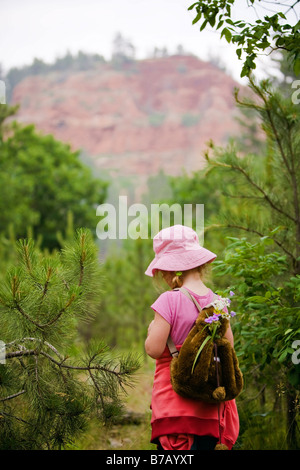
xmin=154 ymin=263 xmax=210 ymax=290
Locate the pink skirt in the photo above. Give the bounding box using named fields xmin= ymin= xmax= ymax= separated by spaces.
xmin=150 ymin=347 xmax=240 ymax=450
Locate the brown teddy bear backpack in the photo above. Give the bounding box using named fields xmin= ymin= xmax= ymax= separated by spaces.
xmin=167 ymin=287 xmax=243 ymax=450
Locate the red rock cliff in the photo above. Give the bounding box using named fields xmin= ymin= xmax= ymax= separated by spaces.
xmin=11 ymin=55 xmax=243 ymax=180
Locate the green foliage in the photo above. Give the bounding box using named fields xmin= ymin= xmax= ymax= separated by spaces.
xmin=91 ymin=237 xmax=157 ymax=352
xmin=0 ymin=104 xmax=108 ymax=250
xmin=188 ymin=0 xmax=300 ymax=77
xmin=213 ymin=236 xmax=300 ymax=448
xmin=213 ymin=236 xmax=299 ymax=375
xmin=0 ymin=230 xmax=140 ymax=449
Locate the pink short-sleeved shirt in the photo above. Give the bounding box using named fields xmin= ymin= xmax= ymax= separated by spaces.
xmin=151 ymin=288 xmax=215 ymax=345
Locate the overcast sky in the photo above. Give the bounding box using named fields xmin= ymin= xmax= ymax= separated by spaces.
xmin=1 ymin=0 xmax=298 ymax=83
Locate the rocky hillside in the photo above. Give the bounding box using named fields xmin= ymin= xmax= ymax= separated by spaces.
xmin=11 ymin=55 xmax=243 ymax=184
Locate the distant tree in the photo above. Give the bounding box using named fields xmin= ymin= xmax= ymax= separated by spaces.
xmin=54 ymin=50 xmax=74 ymax=71
xmin=111 ymin=32 xmax=136 ymax=66
xmin=30 ymin=57 xmax=48 ymax=75
xmin=151 ymin=47 xmax=169 ymax=58
xmin=176 ymin=44 xmax=185 ymax=55
xmin=0 ymin=104 xmax=108 ymax=250
xmin=4 ymin=52 xmax=106 ymax=102
xmin=76 ymin=50 xmax=106 ymax=71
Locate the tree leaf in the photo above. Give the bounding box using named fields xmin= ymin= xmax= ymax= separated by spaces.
xmin=221 ymin=27 xmax=232 ymax=43
xmin=200 ymin=19 xmax=208 ymax=31
xmin=294 ymin=58 xmax=300 ymax=76
xmin=192 ymin=12 xmax=202 ymax=24
xmin=188 ymin=2 xmax=199 ymax=11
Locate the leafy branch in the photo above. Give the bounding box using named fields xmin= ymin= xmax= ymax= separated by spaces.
xmin=188 ymin=0 xmax=300 ymax=76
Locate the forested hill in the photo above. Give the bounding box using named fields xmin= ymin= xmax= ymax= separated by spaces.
xmin=8 ymin=53 xmax=244 ymax=182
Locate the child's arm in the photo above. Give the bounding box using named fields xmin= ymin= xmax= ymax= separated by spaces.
xmin=145 ymin=312 xmax=171 ymax=359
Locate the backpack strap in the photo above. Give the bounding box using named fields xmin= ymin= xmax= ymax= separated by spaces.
xmin=167 ymin=336 xmax=179 ymax=357
xmin=166 ymin=287 xmax=218 ymax=357
xmin=177 ymin=287 xmax=203 ymax=312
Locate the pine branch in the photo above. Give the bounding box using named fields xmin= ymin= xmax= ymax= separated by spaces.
xmin=14 ymin=302 xmax=43 ymax=329
xmin=42 ymin=293 xmax=77 ymax=327
xmin=255 ymin=82 xmax=292 ymax=175
xmin=87 ymin=361 xmax=105 ymax=414
xmin=205 ymin=155 xmax=297 ymax=223
xmin=5 ymin=349 xmax=36 ymax=359
xmin=0 ymin=410 xmax=30 ymax=425
xmin=3 ymin=342 xmax=140 ymax=433
xmin=37 ymin=266 xmax=52 ymax=315
xmin=6 ymin=337 xmax=64 ymax=360
xmin=0 ymin=390 xmax=26 ymax=402
xmin=78 ymin=232 xmax=86 ymax=287
xmin=10 ymin=292 xmax=77 ymax=330
xmin=5 ymin=345 xmax=138 ymax=378
xmin=221 ymin=192 xmax=265 ymax=200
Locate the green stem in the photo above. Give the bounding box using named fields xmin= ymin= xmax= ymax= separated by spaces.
xmin=191 ymin=335 xmax=212 ymax=374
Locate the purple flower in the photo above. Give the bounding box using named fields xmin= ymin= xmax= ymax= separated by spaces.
xmin=204 ymin=317 xmax=213 ymax=324
xmin=205 ymin=314 xmax=220 ymax=324
xmin=230 ymin=311 xmax=236 ymax=317
xmin=229 ymin=291 xmax=235 ymax=297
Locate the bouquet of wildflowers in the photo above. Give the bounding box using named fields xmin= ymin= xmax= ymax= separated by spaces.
xmin=191 ymin=292 xmax=236 ymax=373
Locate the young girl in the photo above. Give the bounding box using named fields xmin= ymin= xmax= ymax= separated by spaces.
xmin=145 ymin=224 xmax=239 ymax=450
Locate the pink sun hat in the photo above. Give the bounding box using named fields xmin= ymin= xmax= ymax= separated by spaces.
xmin=145 ymin=225 xmax=217 ymax=277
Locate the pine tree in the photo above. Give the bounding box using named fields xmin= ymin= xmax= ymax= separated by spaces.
xmin=0 ymin=229 xmax=140 ymax=450
xmin=205 ymin=76 xmax=300 ymax=276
